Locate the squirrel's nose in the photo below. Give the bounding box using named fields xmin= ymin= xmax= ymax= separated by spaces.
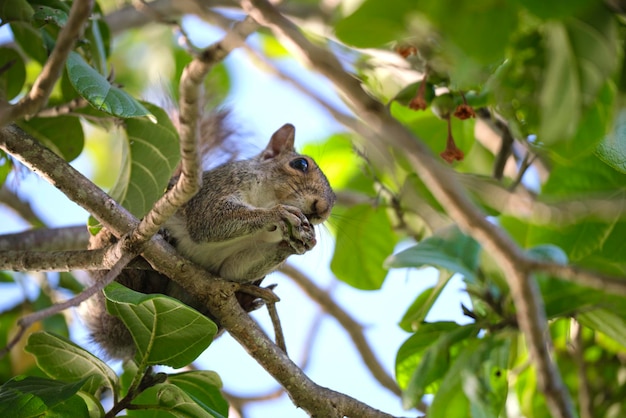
xmin=307 ymin=199 xmax=331 ymax=224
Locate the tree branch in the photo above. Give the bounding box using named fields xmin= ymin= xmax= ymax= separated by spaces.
xmin=0 ymin=225 xmax=89 ymax=251
xmin=0 ymin=0 xmax=94 ymax=127
xmin=239 ymin=1 xmax=576 ymax=416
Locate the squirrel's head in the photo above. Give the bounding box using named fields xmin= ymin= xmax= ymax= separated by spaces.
xmin=259 ymin=124 xmax=336 ymax=225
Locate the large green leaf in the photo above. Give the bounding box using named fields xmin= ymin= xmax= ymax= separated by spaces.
xmin=419 ymin=0 xmax=518 ymax=65
xmin=398 ymin=271 xmax=454 ymax=332
xmin=128 ymin=383 xmax=221 ymax=418
xmin=104 ymin=282 xmax=217 ymax=368
xmin=17 ymin=115 xmax=84 ymax=162
xmin=0 ymin=47 xmax=26 ymax=100
xmin=429 ymin=336 xmax=510 ymax=418
xmin=0 ymin=0 xmax=33 ymax=23
xmin=107 ymin=102 xmax=180 ymax=218
xmin=9 ymin=22 xmax=47 ymax=64
xmin=24 ymin=332 xmax=117 ymax=396
xmin=539 ymin=5 xmax=618 ymax=144
xmin=65 ymin=51 xmax=152 ymax=119
xmin=578 ymin=309 xmax=626 ymax=349
xmin=334 ymin=0 xmax=413 ymax=47
xmin=596 ymin=108 xmax=626 ymax=174
xmin=386 ymin=225 xmax=480 ymax=281
xmin=168 ymin=371 xmax=228 ymax=417
xmin=330 ymin=204 xmax=396 ymax=290
xmin=397 ymin=322 xmax=478 ymax=408
xmin=0 ymin=375 xmax=88 ymax=417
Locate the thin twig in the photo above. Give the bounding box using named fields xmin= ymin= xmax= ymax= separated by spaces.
xmin=570 ymin=319 xmax=593 ymax=418
xmin=0 ymin=225 xmax=90 ymax=251
xmin=0 ymin=0 xmax=94 ymax=126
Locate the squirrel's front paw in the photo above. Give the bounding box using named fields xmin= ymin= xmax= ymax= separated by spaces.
xmin=277 ymin=205 xmax=317 ymax=254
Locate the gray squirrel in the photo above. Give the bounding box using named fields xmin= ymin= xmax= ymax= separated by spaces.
xmin=85 ymin=123 xmax=335 ymax=359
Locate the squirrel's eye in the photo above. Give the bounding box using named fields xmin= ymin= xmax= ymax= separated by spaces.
xmin=290 ymin=158 xmax=309 ymax=173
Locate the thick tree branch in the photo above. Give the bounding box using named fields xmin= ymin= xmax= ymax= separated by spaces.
xmin=0 ymin=0 xmax=94 ymax=127
xmin=240 ymin=1 xmax=576 ymax=416
xmin=0 ymin=226 xmax=89 ymax=251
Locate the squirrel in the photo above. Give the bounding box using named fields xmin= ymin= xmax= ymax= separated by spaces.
xmin=84 ymin=123 xmax=336 ymax=359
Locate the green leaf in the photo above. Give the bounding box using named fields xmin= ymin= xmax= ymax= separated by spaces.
xmin=386 ymin=225 xmax=480 ymax=281
xmin=9 ymin=22 xmax=47 ymax=64
xmin=330 ymin=204 xmax=396 ymax=290
xmin=65 ymin=51 xmax=153 ymax=119
xmin=515 ymin=0 xmax=596 ymax=19
xmin=0 ymin=375 xmax=87 ymax=417
xmin=168 ymin=371 xmax=228 ymax=417
xmin=0 ymin=0 xmax=33 ymax=23
xmin=17 ymin=115 xmax=84 ymax=162
xmin=108 ymin=102 xmax=180 ymax=218
xmin=128 ymin=383 xmax=220 ymax=418
xmin=429 ymin=337 xmax=510 ymax=418
xmin=420 ymin=0 xmax=518 ymax=65
xmin=104 ymin=282 xmax=217 ymax=368
xmin=0 ymin=47 xmax=26 ymax=100
xmin=539 ymin=22 xmax=581 ymax=144
xmin=578 ymin=309 xmax=626 ymax=349
xmin=399 ymin=271 xmax=455 ymax=332
xmin=25 ymin=332 xmax=118 ymax=395
xmin=397 ymin=322 xmax=478 ymax=408
xmin=335 ymin=0 xmax=413 ymax=47
xmin=539 ymin=6 xmax=618 ymax=144
xmin=596 ymin=108 xmax=626 ymax=174
xmin=32 ymin=5 xmax=68 ymax=28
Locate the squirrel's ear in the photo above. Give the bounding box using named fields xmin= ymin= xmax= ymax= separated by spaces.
xmin=260 ymin=124 xmax=295 ymax=159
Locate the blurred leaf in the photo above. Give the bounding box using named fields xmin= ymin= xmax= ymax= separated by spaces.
xmin=419 ymin=0 xmax=518 ymax=65
xmin=168 ymin=371 xmax=229 ymax=417
xmin=399 ymin=271 xmax=454 ymax=332
xmin=515 ymin=0 xmax=596 ymax=19
xmin=386 ymin=225 xmax=480 ymax=282
xmin=0 ymin=47 xmax=26 ymax=100
xmin=109 ymin=102 xmax=180 ymax=218
xmin=302 ymin=133 xmax=366 ymax=192
xmin=335 ymin=0 xmax=412 ymax=47
xmin=128 ymin=382 xmax=223 ymax=418
xmin=65 ymin=51 xmax=152 ymax=119
xmin=32 ymin=5 xmax=67 ymax=28
xmin=539 ymin=22 xmax=582 ymax=144
xmin=104 ymin=283 xmax=217 ymax=368
xmin=58 ymin=272 xmax=84 ymax=294
xmin=17 ymin=115 xmax=84 ymax=162
xmin=0 ymin=375 xmax=87 ymax=417
xmin=0 ymin=0 xmax=33 ymax=22
xmin=429 ymin=336 xmax=509 ymax=418
xmin=539 ymin=6 xmax=618 ymax=144
xmin=398 ymin=323 xmax=478 ymax=408
xmin=25 ymin=332 xmax=118 ymax=395
xmin=331 ymin=204 xmax=396 ymax=290
xmin=84 ymin=16 xmax=110 ymax=75
xmin=596 ymin=108 xmax=626 ymax=174
xmin=10 ymin=22 xmax=47 ymax=64
xmin=578 ymin=309 xmax=626 ymax=349
xmin=550 ymin=81 xmax=615 ymax=161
